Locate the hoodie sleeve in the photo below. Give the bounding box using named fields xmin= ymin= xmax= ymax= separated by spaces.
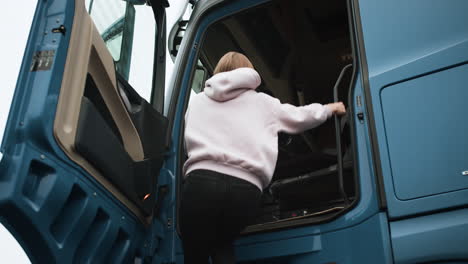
xmin=260 ymin=94 xmax=333 ymax=134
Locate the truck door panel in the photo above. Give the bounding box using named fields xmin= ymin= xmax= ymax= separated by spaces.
xmin=0 ymin=0 xmax=169 ymax=262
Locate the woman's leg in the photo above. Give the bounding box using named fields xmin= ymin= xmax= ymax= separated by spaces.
xmin=211 ymin=176 xmax=262 ymax=264
xmin=211 ymin=241 xmax=235 ymax=264
xmin=179 ymin=170 xmax=225 ymax=264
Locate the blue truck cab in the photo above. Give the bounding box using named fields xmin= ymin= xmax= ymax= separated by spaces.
xmin=1 ymin=0 xmax=468 ymax=263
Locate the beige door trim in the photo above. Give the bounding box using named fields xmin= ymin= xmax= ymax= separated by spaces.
xmin=53 ymin=0 xmax=149 ymax=223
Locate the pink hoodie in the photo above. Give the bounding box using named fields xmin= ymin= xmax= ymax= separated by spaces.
xmin=183 ymin=68 xmax=332 ymax=191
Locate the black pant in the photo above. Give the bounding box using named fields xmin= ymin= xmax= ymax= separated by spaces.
xmin=180 ymin=169 xmax=262 ymax=264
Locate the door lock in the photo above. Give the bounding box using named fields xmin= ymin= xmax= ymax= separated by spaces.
xmin=52 ymin=25 xmax=66 ymax=35
xmin=357 ymin=112 xmax=364 ymax=123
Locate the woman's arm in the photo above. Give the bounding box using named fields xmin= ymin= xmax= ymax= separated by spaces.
xmin=261 ymin=93 xmax=346 ymax=134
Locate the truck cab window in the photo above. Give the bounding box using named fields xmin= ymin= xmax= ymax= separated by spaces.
xmin=86 ymin=0 xmax=156 ymax=101
xmin=188 ymin=0 xmax=356 ymax=231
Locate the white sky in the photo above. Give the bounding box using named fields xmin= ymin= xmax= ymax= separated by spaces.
xmin=0 ymin=2 xmax=36 ymax=262
xmin=0 ymin=1 xmax=187 ymax=262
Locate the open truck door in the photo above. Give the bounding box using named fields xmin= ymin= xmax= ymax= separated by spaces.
xmin=0 ymin=0 xmax=176 ymax=263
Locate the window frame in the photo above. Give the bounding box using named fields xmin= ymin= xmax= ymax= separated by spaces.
xmin=86 ymin=0 xmax=165 ymax=112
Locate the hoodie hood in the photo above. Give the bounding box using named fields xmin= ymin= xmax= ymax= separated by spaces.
xmin=204 ymin=67 xmax=261 ymax=102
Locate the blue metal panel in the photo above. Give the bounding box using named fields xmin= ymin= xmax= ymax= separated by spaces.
xmin=168 ymin=0 xmax=385 ymax=262
xmin=0 ymin=0 xmax=149 ymax=262
xmin=381 ymin=64 xmax=468 ymax=200
xmin=391 ymin=208 xmax=468 ymax=263
xmin=237 ymin=235 xmax=322 ymax=260
xmin=146 ymin=167 xmax=179 ymax=263
xmin=358 ymin=0 xmax=468 ymax=218
xmin=0 ymin=142 xmax=146 ymax=263
xmin=234 ymin=213 xmax=393 ymax=263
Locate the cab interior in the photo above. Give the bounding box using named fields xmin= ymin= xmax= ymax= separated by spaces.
xmin=187 ymin=0 xmax=357 ymax=231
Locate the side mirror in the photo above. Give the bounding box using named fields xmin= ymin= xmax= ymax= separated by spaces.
xmin=169 ymin=20 xmax=189 ymax=61
xmin=191 ymin=65 xmax=207 ymax=93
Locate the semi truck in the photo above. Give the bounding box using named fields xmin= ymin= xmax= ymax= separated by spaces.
xmin=1 ymin=0 xmax=467 ymax=263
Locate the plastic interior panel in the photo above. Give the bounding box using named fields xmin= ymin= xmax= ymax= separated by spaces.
xmin=52 ymin=0 xmax=149 ymax=221
xmin=75 ymin=74 xmax=169 ymax=215
xmin=75 ymin=98 xmax=136 ymax=206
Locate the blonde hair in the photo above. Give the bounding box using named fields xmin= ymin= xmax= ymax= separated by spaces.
xmin=213 ymin=51 xmax=254 ymax=74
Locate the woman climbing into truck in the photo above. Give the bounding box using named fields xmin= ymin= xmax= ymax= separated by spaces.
xmin=180 ymin=51 xmax=346 ymax=264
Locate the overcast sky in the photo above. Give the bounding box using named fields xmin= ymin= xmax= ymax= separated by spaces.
xmin=0 ymin=1 xmax=186 ymax=262
xmin=0 ymin=1 xmax=35 ymax=262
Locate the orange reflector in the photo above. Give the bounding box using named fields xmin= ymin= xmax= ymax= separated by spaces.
xmin=143 ymin=193 xmax=151 ymax=200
